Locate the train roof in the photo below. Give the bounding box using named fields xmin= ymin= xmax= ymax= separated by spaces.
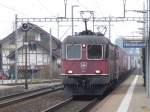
xmin=63 ymin=35 xmax=111 ymax=45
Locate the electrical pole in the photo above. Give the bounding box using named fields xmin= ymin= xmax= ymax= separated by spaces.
xmin=57 ymin=19 xmax=60 ymax=39
xmin=24 ymin=31 xmax=28 ymax=89
xmin=72 ymin=5 xmax=79 ymax=36
xmin=15 ymin=14 xmax=18 ymax=83
xmin=21 ymin=23 xmax=29 ymax=89
xmin=147 ymin=0 xmax=150 ymax=107
xmin=93 ymin=12 xmax=95 ymax=32
xmin=64 ymin=0 xmax=67 ymax=18
xmin=109 ymin=16 xmax=111 ymax=40
xmin=49 ymin=28 xmax=52 ymax=79
xmin=123 ymin=0 xmax=126 ymax=17
xmin=143 ymin=2 xmax=146 ymax=87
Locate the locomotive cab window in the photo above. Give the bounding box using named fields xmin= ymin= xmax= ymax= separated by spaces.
xmin=87 ymin=45 xmax=103 ymax=59
xmin=66 ymin=44 xmax=81 ymax=59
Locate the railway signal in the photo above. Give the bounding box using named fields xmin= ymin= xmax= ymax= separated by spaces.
xmin=21 ymin=23 xmax=29 ymax=31
xmin=21 ymin=23 xmax=29 ymax=89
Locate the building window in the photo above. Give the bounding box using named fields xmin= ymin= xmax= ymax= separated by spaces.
xmin=28 ymin=42 xmax=37 ymax=51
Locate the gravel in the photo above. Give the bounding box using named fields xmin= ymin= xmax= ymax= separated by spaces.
xmin=0 ymin=90 xmax=69 ymax=112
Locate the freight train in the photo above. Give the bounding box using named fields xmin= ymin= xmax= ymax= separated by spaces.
xmin=60 ymin=30 xmax=135 ymax=96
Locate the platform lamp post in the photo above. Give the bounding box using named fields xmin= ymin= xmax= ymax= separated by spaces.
xmin=49 ymin=28 xmax=53 ymax=79
xmin=21 ymin=23 xmax=30 ymax=89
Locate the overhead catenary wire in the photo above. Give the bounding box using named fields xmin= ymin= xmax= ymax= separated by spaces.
xmin=76 ymin=0 xmax=88 ymax=10
xmin=94 ymin=0 xmax=107 ymax=33
xmin=76 ymin=0 xmax=103 ymax=17
xmin=95 ymin=0 xmax=105 ymax=17
xmin=0 ymin=2 xmax=28 ymax=16
xmin=35 ymin=0 xmax=55 ymax=16
xmin=60 ymin=25 xmax=72 ymax=41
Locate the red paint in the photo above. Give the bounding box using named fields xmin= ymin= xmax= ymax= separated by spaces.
xmin=62 ymin=59 xmax=108 ymax=75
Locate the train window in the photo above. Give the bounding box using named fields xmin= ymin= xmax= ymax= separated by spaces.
xmin=66 ymin=44 xmax=81 ymax=59
xmin=87 ymin=45 xmax=103 ymax=59
xmin=105 ymin=45 xmax=109 ymax=58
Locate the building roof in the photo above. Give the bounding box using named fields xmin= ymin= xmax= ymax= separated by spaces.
xmin=63 ymin=35 xmax=111 ymax=45
xmin=0 ymin=23 xmax=61 ymax=48
xmin=0 ymin=23 xmax=61 ymax=58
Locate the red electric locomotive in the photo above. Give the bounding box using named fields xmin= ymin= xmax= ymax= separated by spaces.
xmin=61 ymin=30 xmax=131 ymax=96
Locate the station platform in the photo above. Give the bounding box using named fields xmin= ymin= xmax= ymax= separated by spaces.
xmin=90 ymin=71 xmax=150 ymax=112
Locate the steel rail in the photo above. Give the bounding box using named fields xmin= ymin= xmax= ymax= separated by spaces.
xmin=42 ymin=97 xmax=73 ymax=112
xmin=42 ymin=97 xmax=100 ymax=112
xmin=0 ymin=84 xmax=62 ymax=101
xmin=79 ymin=98 xmax=99 ymax=112
xmin=0 ymin=84 xmax=63 ymax=108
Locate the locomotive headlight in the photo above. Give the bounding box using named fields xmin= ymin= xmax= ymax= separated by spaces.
xmin=96 ymin=70 xmax=101 ymax=74
xmin=67 ymin=70 xmax=73 ymax=74
xmin=82 ymin=44 xmax=86 ymax=48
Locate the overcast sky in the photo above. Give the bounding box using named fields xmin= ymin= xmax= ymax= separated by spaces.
xmin=0 ymin=0 xmax=146 ymax=42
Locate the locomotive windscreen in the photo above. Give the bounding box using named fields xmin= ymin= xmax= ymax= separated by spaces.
xmin=87 ymin=45 xmax=103 ymax=59
xmin=66 ymin=44 xmax=81 ymax=59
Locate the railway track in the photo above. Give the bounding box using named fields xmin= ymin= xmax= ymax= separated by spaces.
xmin=41 ymin=80 xmax=116 ymax=112
xmin=42 ymin=97 xmax=99 ymax=112
xmin=0 ymin=73 xmax=130 ymax=112
xmin=0 ymin=84 xmax=63 ymax=108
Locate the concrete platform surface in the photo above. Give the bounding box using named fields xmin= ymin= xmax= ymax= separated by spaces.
xmin=90 ymin=74 xmax=150 ymax=112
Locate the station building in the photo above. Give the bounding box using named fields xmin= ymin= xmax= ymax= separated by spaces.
xmin=0 ymin=23 xmax=61 ymax=79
